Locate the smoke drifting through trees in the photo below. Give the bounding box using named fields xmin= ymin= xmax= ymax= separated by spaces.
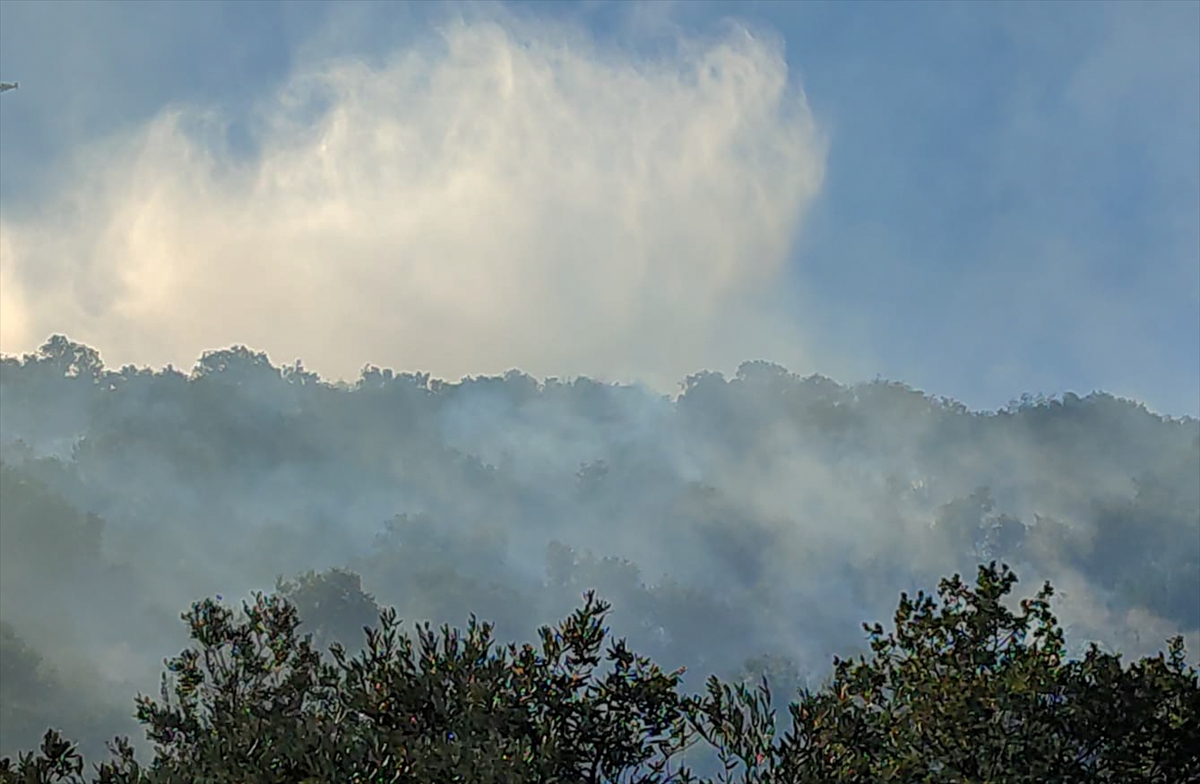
xmin=1 ymin=335 xmax=1197 ymax=764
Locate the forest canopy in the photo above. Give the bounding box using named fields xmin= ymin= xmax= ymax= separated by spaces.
xmin=0 ymin=336 xmax=1197 ymax=776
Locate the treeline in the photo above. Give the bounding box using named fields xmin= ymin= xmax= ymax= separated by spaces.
xmin=2 ymin=564 xmax=1198 ymax=782
xmin=0 ymin=336 xmax=1197 ymax=769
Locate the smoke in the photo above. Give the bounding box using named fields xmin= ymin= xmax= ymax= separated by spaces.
xmin=1 ymin=5 xmax=1196 ymax=771
xmin=0 ymin=11 xmax=825 ymax=389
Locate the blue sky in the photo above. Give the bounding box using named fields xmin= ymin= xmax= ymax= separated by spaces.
xmin=1 ymin=0 xmax=1197 ymax=416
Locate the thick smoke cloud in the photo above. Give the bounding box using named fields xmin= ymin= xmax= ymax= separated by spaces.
xmin=0 ymin=13 xmax=825 ymax=388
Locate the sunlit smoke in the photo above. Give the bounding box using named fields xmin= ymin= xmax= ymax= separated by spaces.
xmin=0 ymin=16 xmax=825 ymax=388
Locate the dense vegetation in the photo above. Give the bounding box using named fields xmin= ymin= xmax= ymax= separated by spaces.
xmin=2 ymin=564 xmax=1197 ymax=782
xmin=1 ymin=336 xmax=1197 ymax=778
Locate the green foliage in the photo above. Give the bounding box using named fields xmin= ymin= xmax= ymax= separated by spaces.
xmin=689 ymin=563 xmax=1200 ymax=783
xmin=1 ymin=591 xmax=694 ymax=784
xmin=3 ymin=564 xmax=1196 ymax=783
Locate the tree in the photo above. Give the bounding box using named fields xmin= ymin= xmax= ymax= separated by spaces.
xmin=0 ymin=461 xmax=105 ymax=581
xmin=689 ymin=563 xmax=1200 ymax=783
xmin=0 ymin=623 xmax=137 ymax=769
xmin=273 ymin=567 xmax=382 ymax=656
xmin=2 ymin=591 xmax=696 ymax=784
xmin=7 ymin=564 xmax=1199 ymax=783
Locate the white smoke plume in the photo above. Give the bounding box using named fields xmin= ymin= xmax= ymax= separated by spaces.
xmin=0 ymin=13 xmax=826 ymax=388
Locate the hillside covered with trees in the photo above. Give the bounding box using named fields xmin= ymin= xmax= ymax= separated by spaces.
xmin=1 ymin=336 xmax=1197 ymax=779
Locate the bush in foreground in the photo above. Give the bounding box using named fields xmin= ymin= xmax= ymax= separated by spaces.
xmin=3 ymin=563 xmax=1197 ymax=783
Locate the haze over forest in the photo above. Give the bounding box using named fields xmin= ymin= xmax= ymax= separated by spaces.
xmin=1 ymin=335 xmax=1197 ymax=764
xmin=0 ymin=1 xmax=1197 ymax=773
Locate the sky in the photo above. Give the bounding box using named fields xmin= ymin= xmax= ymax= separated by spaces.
xmin=0 ymin=0 xmax=1197 ymax=416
